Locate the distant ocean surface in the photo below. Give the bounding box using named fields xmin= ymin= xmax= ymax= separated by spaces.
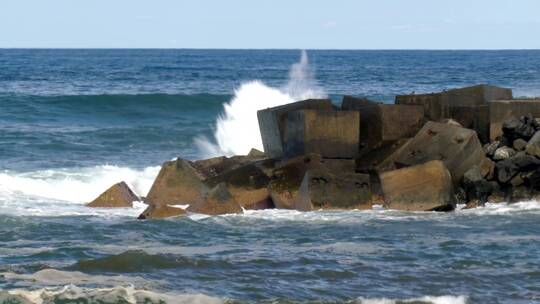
xmin=0 ymin=49 xmax=539 ymax=304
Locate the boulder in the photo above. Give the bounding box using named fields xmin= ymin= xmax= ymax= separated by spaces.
xmin=490 ymin=99 xmax=540 ymax=140
xmin=380 ymin=121 xmax=485 ymax=184
xmin=462 ymin=166 xmax=493 ymax=203
xmin=484 ymin=141 xmax=500 ymax=157
xmin=479 ymin=157 xmax=496 ymax=180
xmin=192 ymin=152 xmax=266 ymax=179
xmin=493 ymin=146 xmax=516 ymax=161
xmin=495 ymin=152 xmax=540 ymax=183
xmin=513 ymin=139 xmax=528 ymax=151
xmin=188 ymin=183 xmax=243 ymax=215
xmin=342 ymin=98 xmax=424 ymax=149
xmin=501 ymin=115 xmax=535 ymax=141
xmin=138 ymin=204 xmax=187 ymax=219
xmin=525 ymin=131 xmax=540 ymax=158
xmin=204 ymin=161 xmax=273 ymax=210
xmin=379 ymin=160 xmax=455 ymax=211
xmin=282 ymin=109 xmax=360 ymax=159
xmin=257 ymin=99 xmax=333 ymax=158
xmin=145 ymin=158 xmax=208 ymax=206
xmin=297 ymin=168 xmax=373 ymax=211
xmin=86 ymin=182 xmax=139 ymax=208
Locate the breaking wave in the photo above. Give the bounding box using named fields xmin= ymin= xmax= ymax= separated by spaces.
xmin=196 ymin=50 xmax=327 ymax=157
xmin=0 ymin=165 xmax=159 ymax=217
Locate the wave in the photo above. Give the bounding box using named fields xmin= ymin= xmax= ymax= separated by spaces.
xmin=196 ymin=50 xmax=327 ymax=157
xmin=0 ymin=165 xmax=159 ymax=217
xmin=0 ymin=284 xmax=222 ymax=304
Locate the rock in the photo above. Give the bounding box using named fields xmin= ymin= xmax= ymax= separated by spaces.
xmin=342 ymin=101 xmax=424 ymax=149
xmin=507 ymin=186 xmax=533 ymax=203
xmin=495 ymin=152 xmax=540 ymax=183
xmin=440 ymin=119 xmax=462 ymax=127
xmin=145 ymin=158 xmax=208 ymax=206
xmin=479 ymin=158 xmax=495 ymax=180
xmin=534 ymin=118 xmax=540 ymax=130
xmin=502 ymin=116 xmax=535 ymax=141
xmin=525 ymin=131 xmax=540 ymax=158
xmin=204 ymin=161 xmax=273 ymax=210
xmin=496 ymin=159 xmax=519 ymax=183
xmin=510 ymin=174 xmax=524 ymax=187
xmin=138 ymin=204 xmax=187 ymax=219
xmin=511 ymin=152 xmax=540 ymax=171
xmin=463 ymin=200 xmax=484 ymax=209
xmin=192 ymin=153 xmax=266 ymax=179
xmin=297 ymin=168 xmax=373 ymax=211
xmin=257 ymin=99 xmax=333 ymax=159
xmin=513 ymin=138 xmax=528 ymax=151
xmin=462 ymin=167 xmax=493 ymax=203
xmin=493 ymin=146 xmax=516 ymax=160
xmin=484 ymin=141 xmax=500 ymax=157
xmin=490 ymin=99 xmax=540 ymax=140
xmin=381 ymin=121 xmax=485 ymax=184
xmin=188 ymin=183 xmax=243 ymax=215
xmin=86 ymin=182 xmax=139 ymax=208
xmin=379 ymin=160 xmax=455 ymax=211
xmin=282 ymin=109 xmax=360 ymax=159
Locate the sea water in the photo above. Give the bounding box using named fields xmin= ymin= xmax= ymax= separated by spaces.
xmin=0 ymin=49 xmax=539 ymax=303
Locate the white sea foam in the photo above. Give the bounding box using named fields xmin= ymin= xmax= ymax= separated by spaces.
xmin=356 ymin=295 xmax=467 ymax=304
xmin=0 ymin=165 xmax=159 ymax=217
xmin=196 ymin=50 xmax=327 ymax=157
xmin=0 ymin=284 xmax=222 ymax=304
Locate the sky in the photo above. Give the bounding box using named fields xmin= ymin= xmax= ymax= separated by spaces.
xmin=1 ymin=0 xmax=539 ymax=49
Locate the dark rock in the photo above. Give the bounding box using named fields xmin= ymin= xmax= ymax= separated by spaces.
xmin=496 ymin=159 xmax=519 ymax=183
xmin=525 ymin=131 xmax=540 ymax=158
xmin=511 ymin=152 xmax=540 ymax=171
xmin=379 ymin=160 xmax=455 ymax=211
xmin=510 ymin=175 xmax=524 ymax=187
xmin=484 ymin=141 xmax=500 ymax=157
xmin=507 ymin=186 xmax=533 ymax=203
xmin=513 ymin=139 xmax=528 ymax=151
xmin=86 ymin=181 xmax=139 ymax=208
xmin=493 ymin=146 xmax=516 ymax=161
xmin=462 ymin=166 xmax=493 ymax=203
xmin=502 ymin=116 xmax=535 ymax=141
xmin=489 ymin=99 xmax=540 ymax=140
xmin=297 ymin=169 xmax=373 ymax=211
xmin=454 ymin=187 xmax=468 ymax=205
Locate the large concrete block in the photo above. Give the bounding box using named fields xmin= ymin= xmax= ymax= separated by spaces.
xmin=257 ymin=99 xmax=333 ymax=158
xmin=489 ymin=99 xmax=540 ymax=140
xmin=449 ymin=105 xmax=490 ymax=143
xmin=282 ymin=109 xmax=360 ymax=159
xmin=380 ymin=160 xmax=455 ymax=211
xmin=396 ymin=85 xmax=512 ymax=117
xmin=341 ymin=95 xmax=380 ymax=109
xmin=381 ymin=121 xmax=486 ymax=184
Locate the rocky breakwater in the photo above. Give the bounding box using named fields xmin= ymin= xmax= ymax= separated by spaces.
xmin=85 ymin=84 xmax=540 ymax=218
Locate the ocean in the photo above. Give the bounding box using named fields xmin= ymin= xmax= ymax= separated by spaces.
xmin=0 ymin=49 xmax=539 ymax=303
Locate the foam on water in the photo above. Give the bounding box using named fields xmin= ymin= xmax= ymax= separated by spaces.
xmin=0 ymin=165 xmax=159 ymax=217
xmin=356 ymin=295 xmax=467 ymax=304
xmin=196 ymin=50 xmax=327 ymax=157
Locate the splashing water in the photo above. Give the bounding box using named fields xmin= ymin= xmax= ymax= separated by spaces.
xmin=195 ymin=50 xmax=327 ymax=158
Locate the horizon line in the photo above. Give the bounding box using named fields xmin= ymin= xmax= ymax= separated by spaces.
xmin=1 ymin=47 xmax=540 ymax=51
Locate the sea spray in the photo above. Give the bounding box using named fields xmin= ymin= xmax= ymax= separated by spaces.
xmin=196 ymin=50 xmax=327 ymax=157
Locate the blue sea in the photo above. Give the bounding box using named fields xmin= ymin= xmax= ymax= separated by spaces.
xmin=0 ymin=49 xmax=539 ymax=304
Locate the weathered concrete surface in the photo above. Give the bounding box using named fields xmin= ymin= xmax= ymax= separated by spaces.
xmin=379 ymin=160 xmax=455 ymax=211
xmin=298 ymin=169 xmax=373 ymax=211
xmin=204 ymin=161 xmax=273 ymax=210
xmin=448 ymin=105 xmax=490 ymax=143
xmin=490 ymin=99 xmax=540 ymax=140
xmin=282 ymin=109 xmax=360 ymax=159
xmin=87 ymin=181 xmax=139 ymax=208
xmin=144 ymin=158 xmax=208 ymax=206
xmin=188 ymin=183 xmax=243 ymax=215
xmin=193 ymin=152 xmax=266 ymax=179
xmin=138 ymin=204 xmax=186 ymax=219
xmin=342 ymin=96 xmax=424 ymax=149
xmin=380 ymin=121 xmax=486 ymax=184
xmin=257 ymin=99 xmax=333 ymax=158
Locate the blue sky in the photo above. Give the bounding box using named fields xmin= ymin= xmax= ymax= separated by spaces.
xmin=1 ymin=0 xmax=539 ymax=49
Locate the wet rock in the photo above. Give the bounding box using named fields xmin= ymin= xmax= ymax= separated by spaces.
xmin=297 ymin=168 xmax=373 ymax=211
xmin=379 ymin=160 xmax=455 ymax=211
xmin=493 ymin=146 xmax=516 ymax=161
xmin=507 ymin=186 xmax=533 ymax=202
xmin=513 ymin=138 xmax=528 ymax=151
xmin=188 ymin=183 xmax=243 ymax=215
xmin=86 ymin=181 xmax=139 ymax=208
xmin=462 ymin=166 xmax=493 ymax=203
xmin=138 ymin=204 xmax=187 ymax=219
xmin=525 ymin=131 xmax=540 ymax=158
